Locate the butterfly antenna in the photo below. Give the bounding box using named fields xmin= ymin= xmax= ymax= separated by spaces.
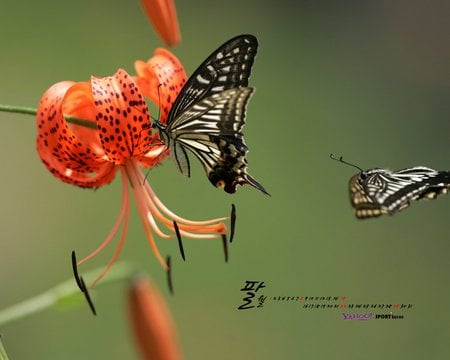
xmin=141 ymin=84 xmax=167 ymax=186
xmin=330 ymin=154 xmax=363 ymax=173
xmin=156 ymin=84 xmax=162 ymax=122
xmin=149 ymin=83 xmax=163 ymax=125
xmin=147 ymin=83 xmax=163 ymax=124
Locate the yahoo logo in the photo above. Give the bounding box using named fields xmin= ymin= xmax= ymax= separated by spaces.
xmin=341 ymin=312 xmax=373 ymax=320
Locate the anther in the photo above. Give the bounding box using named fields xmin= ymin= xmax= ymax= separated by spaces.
xmin=80 ymin=277 xmax=97 ymax=316
xmin=71 ymin=250 xmax=83 ymax=291
xmin=222 ymin=234 xmax=229 ymax=263
xmin=166 ymin=256 xmax=174 ymax=295
xmin=173 ymin=221 xmax=185 ymax=261
xmin=229 ymin=204 xmax=236 ymax=243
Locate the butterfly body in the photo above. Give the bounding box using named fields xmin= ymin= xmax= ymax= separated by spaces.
xmin=350 ymin=166 xmax=450 ymax=219
xmin=153 ymin=35 xmax=268 ymax=195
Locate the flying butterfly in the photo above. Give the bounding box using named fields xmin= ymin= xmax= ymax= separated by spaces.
xmin=331 ymin=154 xmax=450 ymax=219
xmin=152 ymin=34 xmax=269 ymax=195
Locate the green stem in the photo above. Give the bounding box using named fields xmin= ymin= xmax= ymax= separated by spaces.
xmin=0 ymin=261 xmax=137 ymax=326
xmin=0 ymin=104 xmax=97 ymax=130
xmin=0 ymin=104 xmax=36 ymax=116
xmin=0 ymin=338 xmax=10 ymax=360
xmin=64 ymin=115 xmax=98 ymax=129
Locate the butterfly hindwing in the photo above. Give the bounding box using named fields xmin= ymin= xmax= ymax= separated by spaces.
xmin=172 ymin=141 xmax=191 ymax=177
xmin=167 ymin=87 xmax=268 ymax=194
xmin=350 ymin=167 xmax=450 ymax=219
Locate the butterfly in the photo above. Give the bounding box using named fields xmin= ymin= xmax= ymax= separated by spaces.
xmin=153 ymin=34 xmax=269 ymax=195
xmin=331 ymin=155 xmax=450 ymax=219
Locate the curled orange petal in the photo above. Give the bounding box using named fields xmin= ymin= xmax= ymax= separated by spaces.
xmin=91 ymin=69 xmax=157 ymax=165
xmin=134 ymin=48 xmax=187 ymax=123
xmin=36 ymin=81 xmax=116 ymax=188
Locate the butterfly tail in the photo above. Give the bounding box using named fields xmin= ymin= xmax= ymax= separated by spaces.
xmin=244 ymin=174 xmax=270 ymax=196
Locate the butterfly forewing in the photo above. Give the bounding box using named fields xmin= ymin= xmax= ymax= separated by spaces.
xmin=350 ymin=167 xmax=450 ymax=219
xmin=167 ymin=35 xmax=258 ymax=123
xmin=350 ymin=175 xmax=388 ymax=218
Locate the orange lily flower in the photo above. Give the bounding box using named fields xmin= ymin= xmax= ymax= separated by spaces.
xmin=140 ymin=0 xmax=181 ymax=46
xmin=128 ymin=276 xmax=182 ymax=360
xmin=36 ymin=51 xmax=228 ymax=286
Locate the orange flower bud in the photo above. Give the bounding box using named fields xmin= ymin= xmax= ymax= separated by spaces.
xmin=140 ymin=0 xmax=181 ymax=46
xmin=128 ymin=276 xmax=182 ymax=360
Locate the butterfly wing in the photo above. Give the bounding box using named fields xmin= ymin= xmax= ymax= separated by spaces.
xmin=349 ymin=175 xmax=386 ymax=218
xmin=154 ymin=35 xmax=266 ymax=194
xmin=166 ymin=34 xmax=258 ymax=123
xmin=164 ymin=87 xmax=268 ymax=195
xmin=350 ymin=167 xmax=450 ymax=219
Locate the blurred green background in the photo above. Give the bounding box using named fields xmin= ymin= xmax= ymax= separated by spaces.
xmin=1 ymin=0 xmax=450 ymax=358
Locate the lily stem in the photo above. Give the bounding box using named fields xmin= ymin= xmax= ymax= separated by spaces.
xmin=0 ymin=261 xmax=136 ymax=326
xmin=0 ymin=338 xmax=10 ymax=360
xmin=0 ymin=104 xmax=36 ymax=116
xmin=0 ymin=104 xmax=97 ymax=130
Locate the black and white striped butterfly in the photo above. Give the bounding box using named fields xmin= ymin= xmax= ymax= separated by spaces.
xmin=153 ymin=35 xmax=269 ymax=195
xmin=331 ymin=155 xmax=450 ymax=219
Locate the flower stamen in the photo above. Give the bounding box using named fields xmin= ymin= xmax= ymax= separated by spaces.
xmin=230 ymin=203 xmax=236 ymax=243
xmin=173 ymin=221 xmax=185 ymax=261
xmin=125 ymin=158 xmax=230 ymax=271
xmin=126 ymin=161 xmax=169 ymax=270
xmin=142 ymin=183 xmax=228 ymax=235
xmin=77 ymin=172 xmax=130 ymax=266
xmin=88 ymin=170 xmax=131 ymax=287
xmin=166 ymin=255 xmax=174 ymax=295
xmin=71 ymin=250 xmax=83 ymax=291
xmin=70 ymin=251 xmax=97 ymax=315
xmin=144 ymin=175 xmax=229 ymax=226
xmin=130 ymin=159 xmax=228 ymax=236
xmin=80 ymin=277 xmax=97 ymax=316
xmin=222 ymin=234 xmax=229 ymax=263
